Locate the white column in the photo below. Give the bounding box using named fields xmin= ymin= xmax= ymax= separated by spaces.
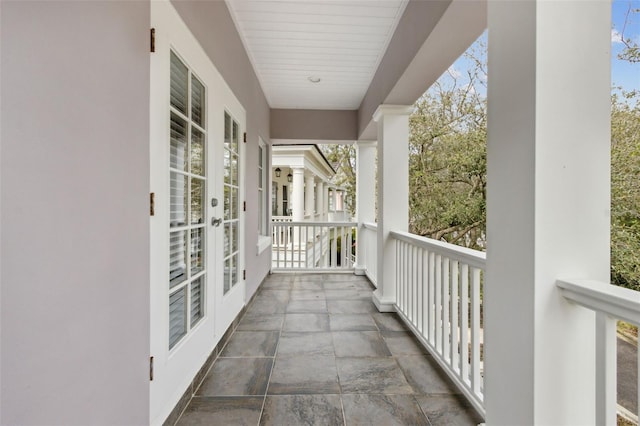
xmin=317 ymin=181 xmax=324 ymax=221
xmin=355 ymin=141 xmax=377 ymax=275
xmin=324 ymin=185 xmax=329 ymax=221
xmin=372 ymin=105 xmax=412 ymax=312
xmin=291 ymin=167 xmax=305 ymax=222
xmin=305 ymin=174 xmax=315 ymax=219
xmin=485 ymin=2 xmax=610 ymax=424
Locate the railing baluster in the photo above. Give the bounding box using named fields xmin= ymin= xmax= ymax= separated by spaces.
xmin=594 ymin=312 xmax=617 ymax=426
xmin=412 ymin=245 xmax=417 ymax=325
xmin=451 ymin=260 xmax=459 ymax=372
xmin=443 ymin=257 xmax=450 ymax=362
xmin=428 ymin=251 xmax=435 ymax=344
xmin=470 ymin=267 xmax=481 ymax=395
xmin=460 ymin=263 xmax=469 ymax=384
xmin=435 ymin=254 xmax=442 ymax=354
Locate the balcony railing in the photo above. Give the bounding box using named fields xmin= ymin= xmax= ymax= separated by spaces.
xmin=390 ymin=231 xmax=486 ymax=416
xmin=357 ymin=222 xmax=378 ymax=286
xmin=272 ymin=221 xmax=355 ymax=271
xmin=558 ymin=279 xmax=640 ymax=425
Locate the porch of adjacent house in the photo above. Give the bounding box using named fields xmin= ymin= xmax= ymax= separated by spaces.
xmin=173 ymin=273 xmax=482 ymax=426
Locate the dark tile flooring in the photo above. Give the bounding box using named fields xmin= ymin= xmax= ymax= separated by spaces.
xmin=176 ymin=273 xmax=483 ymax=426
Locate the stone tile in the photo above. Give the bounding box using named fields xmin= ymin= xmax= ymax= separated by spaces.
xmin=283 ymin=314 xmax=330 ymax=332
xmin=262 ymin=278 xmax=293 ymax=290
xmin=381 ymin=331 xmax=428 ymax=356
xmin=237 ymin=314 xmax=284 ymax=331
xmin=291 ymin=281 xmax=324 ymax=290
xmin=332 ymin=331 xmax=391 ymax=357
xmin=290 ymin=289 xmax=325 ymax=301
xmin=286 ymin=299 xmax=327 ymax=313
xmin=324 ymin=274 xmax=370 ymax=283
xmin=176 ymin=397 xmax=263 ymax=426
xmin=327 ymin=300 xmax=377 ymax=314
xmin=323 ymin=280 xmax=373 ymax=291
xmin=292 ymin=273 xmax=325 ymax=282
xmin=197 ymin=358 xmax=273 ymax=396
xmin=245 ymin=298 xmax=287 ymax=315
xmin=324 ymin=288 xmax=372 ymax=300
xmin=260 ymin=395 xmax=343 ymax=426
xmin=268 ymin=355 xmax=340 ymax=394
xmin=415 ymin=394 xmax=484 ymax=426
xmin=372 ymin=313 xmax=409 ymax=331
xmin=221 ymin=331 xmax=279 ymax=357
xmin=342 ymin=394 xmax=429 ymax=426
xmin=329 ymin=314 xmax=377 ymax=331
xmin=336 ymin=357 xmax=413 ymax=394
xmin=396 ymin=356 xmax=459 ymax=395
xmin=277 ymin=332 xmax=334 ymax=357
xmin=255 ymin=289 xmax=290 ymax=303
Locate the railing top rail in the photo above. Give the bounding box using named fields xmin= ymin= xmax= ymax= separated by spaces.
xmin=390 ymin=230 xmax=486 ymax=269
xmin=557 ymin=279 xmax=640 ymax=325
xmin=272 ymin=221 xmax=355 ymax=227
xmin=362 ymin=222 xmax=378 ymax=231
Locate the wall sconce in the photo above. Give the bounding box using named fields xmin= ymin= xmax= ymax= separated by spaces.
xmin=275 ymin=167 xmax=281 ymax=178
xmin=287 ymin=172 xmax=293 ymax=183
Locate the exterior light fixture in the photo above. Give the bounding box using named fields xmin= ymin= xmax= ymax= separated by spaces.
xmin=275 ymin=167 xmax=281 ymax=178
xmin=287 ymin=172 xmax=293 ymax=183
xmin=308 ymin=76 xmax=321 ymax=83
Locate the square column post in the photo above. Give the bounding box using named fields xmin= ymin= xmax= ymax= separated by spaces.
xmin=485 ymin=1 xmax=610 ymax=424
xmin=290 ymin=167 xmax=305 ymax=248
xmin=372 ymin=105 xmax=412 ymax=312
xmin=305 ymin=174 xmax=316 ymax=219
xmin=355 ymin=140 xmax=377 ymax=275
xmin=317 ymin=181 xmax=324 ymax=221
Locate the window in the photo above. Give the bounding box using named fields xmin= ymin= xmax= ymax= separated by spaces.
xmin=168 ymin=50 xmax=206 ymax=350
xmin=223 ymin=112 xmax=241 ymax=294
xmin=258 ymin=139 xmax=268 ymax=235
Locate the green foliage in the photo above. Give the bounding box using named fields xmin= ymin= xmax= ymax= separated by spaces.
xmin=408 ymin=44 xmax=487 ymax=250
xmin=611 ymin=89 xmax=640 ymax=290
xmin=319 ymin=144 xmax=356 ymax=215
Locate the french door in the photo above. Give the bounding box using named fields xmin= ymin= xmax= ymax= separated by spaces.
xmin=150 ymin=2 xmax=245 ymax=424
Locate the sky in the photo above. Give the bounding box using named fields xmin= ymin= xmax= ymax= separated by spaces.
xmin=432 ymin=0 xmax=639 ymax=98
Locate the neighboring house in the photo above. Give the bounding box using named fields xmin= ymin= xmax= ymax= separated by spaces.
xmin=1 ymin=1 xmax=618 ymax=425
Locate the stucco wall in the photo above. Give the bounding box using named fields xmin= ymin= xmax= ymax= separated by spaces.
xmin=171 ymin=0 xmax=272 ymax=298
xmin=0 ymin=1 xmax=151 ymax=424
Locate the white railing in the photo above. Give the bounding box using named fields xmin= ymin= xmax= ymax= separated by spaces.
xmin=272 ymin=216 xmax=292 ymax=222
xmin=357 ymin=222 xmax=378 ymax=286
xmin=558 ymin=279 xmax=640 ymax=425
xmin=390 ymin=230 xmax=486 ymax=416
xmin=272 ymin=221 xmax=356 ymax=272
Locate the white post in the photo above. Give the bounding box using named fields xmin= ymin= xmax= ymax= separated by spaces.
xmin=355 ymin=141 xmax=377 ymax=275
xmin=291 ymin=167 xmax=305 ymax=247
xmin=324 ymin=185 xmax=329 ymax=221
xmin=485 ymin=1 xmax=610 ymax=424
xmin=317 ymin=181 xmax=324 ymax=221
xmin=372 ymin=105 xmax=412 ymax=312
xmin=305 ymin=174 xmax=315 ymax=219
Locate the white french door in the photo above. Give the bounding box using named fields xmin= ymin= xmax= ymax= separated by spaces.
xmin=149 ymin=2 xmax=245 ymax=424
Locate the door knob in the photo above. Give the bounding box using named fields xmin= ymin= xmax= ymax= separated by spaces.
xmin=211 ymin=217 xmax=222 ymax=227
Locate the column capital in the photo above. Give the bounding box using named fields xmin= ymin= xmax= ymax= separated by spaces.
xmin=355 ymin=140 xmax=377 ymax=148
xmin=372 ymin=105 xmax=413 ymax=123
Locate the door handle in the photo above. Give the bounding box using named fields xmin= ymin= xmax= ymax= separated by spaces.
xmin=211 ymin=217 xmax=222 ymax=227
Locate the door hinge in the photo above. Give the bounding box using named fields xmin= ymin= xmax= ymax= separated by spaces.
xmin=150 ymin=193 xmax=155 ymax=216
xmin=243 ymin=269 xmax=246 ymax=280
xmin=150 ymin=356 xmax=154 ymax=381
xmin=243 ymin=201 xmax=246 ymax=212
xmin=243 ymin=132 xmax=247 ymax=143
xmin=150 ymin=28 xmax=155 ymax=53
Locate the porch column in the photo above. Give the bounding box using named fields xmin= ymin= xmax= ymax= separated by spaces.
xmin=355 ymin=140 xmax=377 ymax=275
xmin=305 ymin=174 xmax=316 ymax=219
xmin=317 ymin=181 xmax=324 ymax=221
xmin=485 ymin=1 xmax=610 ymax=424
xmin=372 ymin=105 xmax=412 ymax=312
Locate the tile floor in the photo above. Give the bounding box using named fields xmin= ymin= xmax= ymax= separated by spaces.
xmin=176 ymin=273 xmax=483 ymax=426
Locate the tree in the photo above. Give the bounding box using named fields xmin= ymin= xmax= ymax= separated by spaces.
xmin=319 ymin=144 xmax=356 ymax=216
xmin=408 ymin=41 xmax=487 ymax=250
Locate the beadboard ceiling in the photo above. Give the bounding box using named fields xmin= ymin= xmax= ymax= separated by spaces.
xmin=226 ymin=0 xmax=409 ymax=110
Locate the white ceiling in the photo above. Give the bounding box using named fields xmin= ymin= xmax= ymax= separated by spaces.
xmin=226 ymin=0 xmax=409 ymax=110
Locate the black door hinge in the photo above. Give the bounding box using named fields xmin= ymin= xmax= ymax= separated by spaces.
xmin=150 ymin=28 xmax=155 ymax=53
xmin=243 ymin=201 xmax=246 ymax=212
xmin=150 ymin=356 xmax=154 ymax=381
xmin=243 ymin=269 xmax=246 ymax=280
xmin=243 ymin=132 xmax=247 ymax=143
xmin=150 ymin=193 xmax=155 ymax=216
